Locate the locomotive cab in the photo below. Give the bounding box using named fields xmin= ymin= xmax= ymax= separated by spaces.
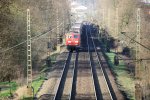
xmin=65 ymin=21 xmax=83 ymax=51
xmin=66 ymin=33 xmax=80 ymax=51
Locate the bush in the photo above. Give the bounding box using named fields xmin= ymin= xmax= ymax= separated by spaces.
xmin=122 ymin=47 xmax=130 ymax=57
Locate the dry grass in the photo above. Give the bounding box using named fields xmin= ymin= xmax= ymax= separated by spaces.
xmin=105 ymin=53 xmax=135 ymax=99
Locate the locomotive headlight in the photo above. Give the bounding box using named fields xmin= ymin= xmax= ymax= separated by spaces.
xmin=75 ymin=41 xmax=78 ymax=43
xmin=68 ymin=41 xmax=71 ymax=43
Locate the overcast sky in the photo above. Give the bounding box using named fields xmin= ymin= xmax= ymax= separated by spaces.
xmin=142 ymin=0 xmax=150 ymax=3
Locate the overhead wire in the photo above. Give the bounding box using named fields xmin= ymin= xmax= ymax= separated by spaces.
xmin=121 ymin=33 xmax=150 ymax=51
xmin=0 ymin=0 xmax=70 ymax=54
xmin=0 ymin=22 xmax=64 ymax=53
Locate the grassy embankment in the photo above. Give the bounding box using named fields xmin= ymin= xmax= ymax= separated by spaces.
xmin=104 ymin=52 xmax=135 ymax=99
xmin=0 ymin=78 xmax=44 ymax=99
xmin=0 ymin=82 xmax=18 ymax=98
xmin=0 ymin=53 xmax=59 ymax=100
xmin=32 ymin=52 xmax=59 ymax=95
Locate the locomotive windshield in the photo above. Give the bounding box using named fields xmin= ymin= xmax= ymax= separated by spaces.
xmin=74 ymin=35 xmax=78 ymax=38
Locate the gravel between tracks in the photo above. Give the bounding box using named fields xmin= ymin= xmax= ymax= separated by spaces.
xmin=76 ymin=52 xmax=95 ymax=100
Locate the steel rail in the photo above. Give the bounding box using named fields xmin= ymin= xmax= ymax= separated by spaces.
xmin=69 ymin=52 xmax=79 ymax=100
xmin=53 ymin=51 xmax=72 ymax=100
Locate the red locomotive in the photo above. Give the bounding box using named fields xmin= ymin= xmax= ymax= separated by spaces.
xmin=65 ymin=22 xmax=82 ymax=51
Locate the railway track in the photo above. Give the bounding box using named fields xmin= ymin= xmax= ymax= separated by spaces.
xmin=88 ymin=24 xmax=117 ymax=100
xmin=41 ymin=23 xmax=120 ymax=100
xmin=59 ymin=24 xmax=117 ymax=100
xmin=54 ymin=51 xmax=79 ymax=100
xmin=69 ymin=52 xmax=79 ymax=100
xmin=53 ymin=52 xmax=72 ymax=99
xmin=74 ymin=25 xmax=96 ymax=100
xmin=61 ymin=52 xmax=78 ymax=100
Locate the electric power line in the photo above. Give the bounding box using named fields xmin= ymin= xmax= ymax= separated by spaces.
xmin=0 ymin=22 xmax=64 ymax=54
xmin=121 ymin=32 xmax=150 ymax=51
